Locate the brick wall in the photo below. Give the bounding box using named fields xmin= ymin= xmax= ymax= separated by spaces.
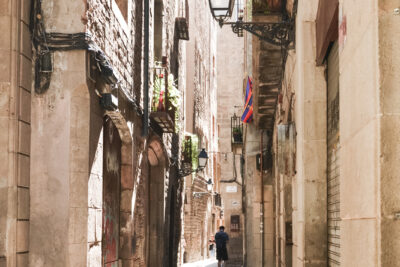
xmin=183 ymin=177 xmax=210 ymax=263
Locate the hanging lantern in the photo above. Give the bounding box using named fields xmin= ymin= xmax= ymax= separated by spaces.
xmin=198 ymin=148 xmax=209 ymax=170
xmin=208 ymin=0 xmax=235 ymax=23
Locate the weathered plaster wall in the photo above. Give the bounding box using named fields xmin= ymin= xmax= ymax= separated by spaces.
xmin=289 ymin=1 xmax=328 ymax=266
xmin=30 ymin=0 xmax=89 ymax=265
xmin=30 ymin=49 xmax=89 ymax=266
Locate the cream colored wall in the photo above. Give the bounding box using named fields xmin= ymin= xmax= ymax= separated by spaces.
xmin=339 ymin=0 xmax=400 ymax=266
xmin=291 ymin=1 xmax=328 ymax=266
xmin=30 ymin=0 xmax=89 ymax=266
xmin=30 ymin=51 xmax=89 ymax=266
xmin=243 ymin=125 xmax=274 ymax=267
xmin=216 ymin=17 xmax=245 ymax=266
xmin=378 ymin=0 xmax=400 ymax=265
xmin=287 ymin=0 xmax=400 ymax=266
xmin=0 ymin=0 xmax=32 ymax=266
xmin=338 ymin=0 xmax=380 ymax=266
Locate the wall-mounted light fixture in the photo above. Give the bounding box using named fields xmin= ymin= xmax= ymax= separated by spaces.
xmin=100 ymin=93 xmax=118 ymax=111
xmin=178 ymin=148 xmax=209 ymax=177
xmin=193 ymin=178 xmax=214 ymax=197
xmin=208 ymin=0 xmax=296 ymax=46
xmin=198 ymin=148 xmax=209 ymax=171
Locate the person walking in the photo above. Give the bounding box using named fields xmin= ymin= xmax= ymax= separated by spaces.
xmin=215 ymin=226 xmax=229 ymax=267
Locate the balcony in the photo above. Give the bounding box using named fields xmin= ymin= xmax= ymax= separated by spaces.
xmin=150 ymin=74 xmax=180 ymax=133
xmin=150 ymin=101 xmax=176 ymax=133
xmin=251 ymin=0 xmax=298 ymax=131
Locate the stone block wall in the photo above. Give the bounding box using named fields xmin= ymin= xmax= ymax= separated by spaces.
xmin=182 ymin=176 xmax=210 ymax=263
xmin=216 ymin=20 xmax=245 ymax=267
xmin=0 ymin=0 xmax=32 ymax=266
xmin=180 ymin=0 xmax=219 ymax=264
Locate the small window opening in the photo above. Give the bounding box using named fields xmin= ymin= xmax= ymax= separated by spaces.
xmin=154 ymin=0 xmax=163 ymax=61
xmin=115 ymin=0 xmax=128 ymax=21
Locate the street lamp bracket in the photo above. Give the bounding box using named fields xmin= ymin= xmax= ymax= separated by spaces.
xmin=220 ymin=20 xmax=294 ymax=47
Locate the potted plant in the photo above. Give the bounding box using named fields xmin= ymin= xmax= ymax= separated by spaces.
xmin=232 ymin=126 xmax=243 ymax=143
xmin=151 ymin=74 xmax=182 ymax=133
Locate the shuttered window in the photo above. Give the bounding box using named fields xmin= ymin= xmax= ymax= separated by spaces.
xmin=327 ymin=42 xmax=340 ymax=266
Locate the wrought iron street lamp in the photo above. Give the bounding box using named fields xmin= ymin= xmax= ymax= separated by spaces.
xmin=208 ymin=0 xmax=235 ymax=25
xmin=206 ymin=178 xmax=213 ymax=192
xmin=193 ymin=178 xmax=214 ymax=197
xmin=178 ymin=148 xmax=209 ymax=177
xmin=198 ymin=148 xmax=209 ymax=171
xmin=208 ymin=0 xmax=296 ymax=46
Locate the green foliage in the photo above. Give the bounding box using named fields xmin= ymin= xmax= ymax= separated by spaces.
xmin=152 ymin=74 xmax=182 ymax=133
xmin=232 ymin=126 xmax=242 ymax=134
xmin=167 ymin=74 xmax=181 ymax=110
xmin=152 ymin=75 xmax=163 ymax=112
xmin=191 ymin=134 xmax=199 ymax=171
xmin=183 ymin=133 xmax=199 ymax=169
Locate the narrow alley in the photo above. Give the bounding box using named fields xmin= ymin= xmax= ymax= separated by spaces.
xmin=1 ymin=0 xmax=400 ymax=266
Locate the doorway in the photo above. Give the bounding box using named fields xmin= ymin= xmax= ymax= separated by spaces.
xmin=147 ymin=140 xmax=166 ymax=266
xmin=102 ymin=117 xmax=121 ymax=267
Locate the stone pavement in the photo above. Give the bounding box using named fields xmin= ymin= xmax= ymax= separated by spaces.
xmin=182 ymin=258 xmax=218 ymax=267
xmin=182 ymin=258 xmax=242 ymax=267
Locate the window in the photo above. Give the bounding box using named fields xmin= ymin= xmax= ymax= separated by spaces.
xmin=115 ymin=0 xmax=128 ymax=21
xmin=230 ymin=215 xmax=240 ymax=232
xmin=154 ymin=0 xmax=163 ymax=60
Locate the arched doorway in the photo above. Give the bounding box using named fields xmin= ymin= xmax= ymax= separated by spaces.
xmin=147 ymin=138 xmax=167 ymax=266
xmin=102 ymin=117 xmax=122 ymax=266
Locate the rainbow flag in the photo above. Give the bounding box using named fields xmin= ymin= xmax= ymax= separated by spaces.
xmin=241 ymin=77 xmax=253 ymax=123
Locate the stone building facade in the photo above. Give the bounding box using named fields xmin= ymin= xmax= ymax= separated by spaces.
xmin=243 ymin=0 xmax=400 ymax=266
xmin=0 ymin=0 xmax=217 ymax=266
xmin=215 ymin=22 xmax=245 ymax=267
xmin=180 ymin=0 xmax=220 ymax=264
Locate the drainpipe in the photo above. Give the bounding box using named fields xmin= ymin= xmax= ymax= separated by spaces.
xmin=143 ymin=0 xmax=150 ymax=136
xmin=260 ymin=130 xmax=264 ymax=266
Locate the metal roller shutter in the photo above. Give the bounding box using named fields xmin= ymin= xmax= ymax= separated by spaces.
xmin=327 ymin=42 xmax=340 ymax=266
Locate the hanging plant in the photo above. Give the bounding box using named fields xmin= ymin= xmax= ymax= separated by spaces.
xmin=167 ymin=74 xmax=181 ymax=109
xmin=152 ymin=74 xmax=182 ymax=133
xmin=167 ymin=74 xmax=182 ymax=133
xmin=152 ymin=75 xmax=164 ymax=112
xmin=190 ymin=134 xmax=199 ymax=171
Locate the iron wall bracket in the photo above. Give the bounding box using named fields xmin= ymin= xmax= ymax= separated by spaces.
xmin=222 ymin=20 xmax=294 ymax=46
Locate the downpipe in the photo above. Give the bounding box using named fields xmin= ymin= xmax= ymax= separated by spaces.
xmin=143 ymin=0 xmax=149 ymax=136
xmin=260 ymin=130 xmax=264 ymax=266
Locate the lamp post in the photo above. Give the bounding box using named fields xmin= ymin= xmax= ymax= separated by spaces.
xmin=198 ymin=148 xmax=209 ymax=171
xmin=178 ymin=148 xmax=209 ymax=177
xmin=208 ymin=0 xmax=235 ymax=26
xmin=193 ymin=178 xmax=214 ymax=197
xmin=208 ymin=0 xmax=296 ymax=46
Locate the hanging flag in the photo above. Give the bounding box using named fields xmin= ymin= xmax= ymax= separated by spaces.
xmin=241 ymin=76 xmax=253 ymax=123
